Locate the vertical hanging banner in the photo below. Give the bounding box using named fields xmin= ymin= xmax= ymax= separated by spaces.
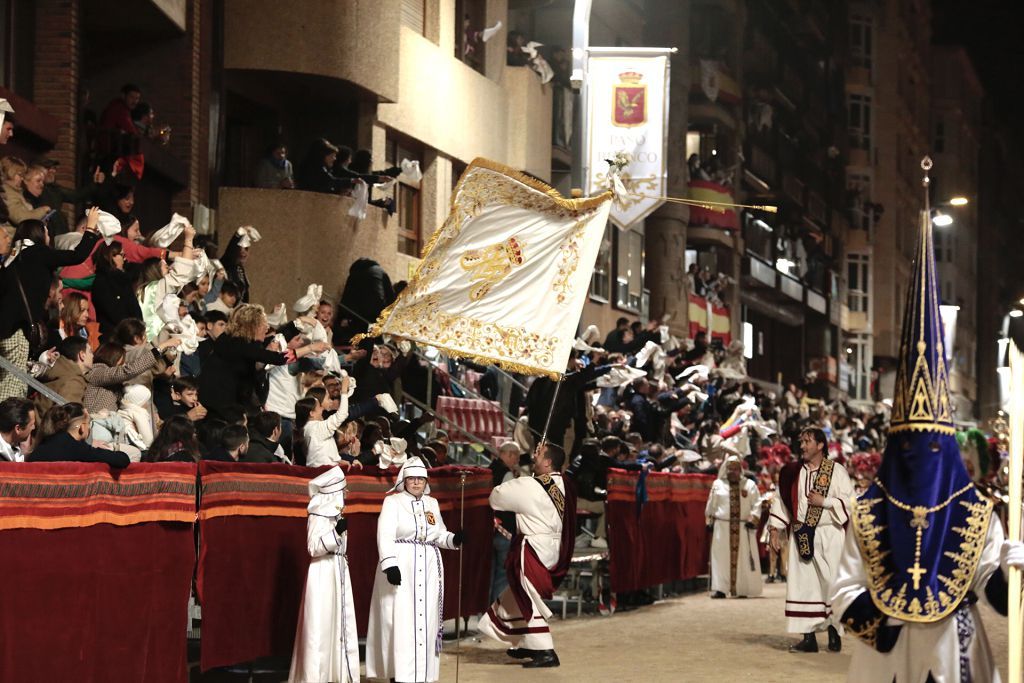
xmin=585 ymin=48 xmax=672 ymax=230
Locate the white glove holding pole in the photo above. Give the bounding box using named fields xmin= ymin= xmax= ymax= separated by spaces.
xmin=1000 ymin=540 xmax=1024 ymax=575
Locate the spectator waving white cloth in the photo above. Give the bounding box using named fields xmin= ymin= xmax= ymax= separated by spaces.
xmin=156 ymin=293 xmax=201 ymax=355
xmin=595 ymin=365 xmax=646 ymax=388
xmin=358 ymin=159 xmax=611 ymax=377
xmin=348 ymin=180 xmax=369 ymax=220
xmin=705 ymin=456 xmax=763 ymax=598
xmin=148 ymin=213 xmax=191 ymax=248
xmin=94 ymin=210 xmax=123 ymax=245
xmin=366 ymin=458 xmax=457 ymax=683
xmin=288 ymin=467 xmax=359 ymax=683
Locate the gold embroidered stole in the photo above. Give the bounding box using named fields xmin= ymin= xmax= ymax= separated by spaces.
xmin=728 ymin=481 xmax=740 ymax=596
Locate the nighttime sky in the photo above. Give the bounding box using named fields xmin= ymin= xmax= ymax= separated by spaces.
xmin=932 ymin=0 xmax=1024 ymax=129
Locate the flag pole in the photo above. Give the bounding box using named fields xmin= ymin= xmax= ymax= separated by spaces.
xmin=455 ymin=468 xmax=467 ymax=683
xmin=1008 ymin=341 xmax=1024 ymax=683
xmin=536 ymin=374 xmax=566 ymax=455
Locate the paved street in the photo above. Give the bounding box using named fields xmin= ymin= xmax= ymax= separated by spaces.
xmin=436 ymin=581 xmax=1010 ymax=683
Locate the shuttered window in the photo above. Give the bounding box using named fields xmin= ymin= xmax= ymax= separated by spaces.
xmin=401 ymin=0 xmax=425 ymax=35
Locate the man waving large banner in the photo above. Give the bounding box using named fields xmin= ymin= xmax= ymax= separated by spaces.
xmin=360 ymin=159 xmax=612 ymax=378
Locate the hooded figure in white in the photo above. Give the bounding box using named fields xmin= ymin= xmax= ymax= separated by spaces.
xmin=705 ymin=455 xmax=763 ymax=598
xmin=366 ymin=457 xmax=462 ymax=683
xmin=289 ymin=467 xmax=358 ymax=683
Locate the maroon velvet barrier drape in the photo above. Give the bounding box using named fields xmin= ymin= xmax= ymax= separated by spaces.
xmin=197 ymin=464 xmax=493 ymax=671
xmin=0 ymin=523 xmax=196 ymax=683
xmin=606 ymin=470 xmax=714 ymax=593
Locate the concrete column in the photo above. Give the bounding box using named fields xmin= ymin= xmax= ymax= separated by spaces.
xmin=643 ymin=0 xmax=690 ymax=334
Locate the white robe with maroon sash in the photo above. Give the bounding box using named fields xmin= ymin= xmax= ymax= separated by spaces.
xmin=478 ymin=473 xmax=568 ymax=651
xmin=768 ymin=460 xmax=854 ymax=633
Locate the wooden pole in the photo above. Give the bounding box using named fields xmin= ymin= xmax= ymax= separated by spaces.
xmin=1008 ymin=341 xmax=1023 ymax=683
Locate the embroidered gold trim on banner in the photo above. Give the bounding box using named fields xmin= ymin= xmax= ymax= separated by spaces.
xmin=852 ymin=494 xmax=992 ymax=623
xmin=354 ymin=157 xmax=606 ymax=378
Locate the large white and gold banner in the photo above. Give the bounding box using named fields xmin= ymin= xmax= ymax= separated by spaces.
xmin=365 ymin=159 xmax=612 ymax=377
xmin=585 ymin=48 xmax=672 ymax=229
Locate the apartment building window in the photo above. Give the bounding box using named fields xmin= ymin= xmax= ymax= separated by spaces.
xmin=847 ymin=253 xmax=870 ymax=314
xmin=387 ymin=135 xmax=423 ymax=257
xmin=849 ymin=15 xmax=873 ymax=74
xmin=589 ymin=223 xmax=612 ymax=301
xmin=615 ymin=227 xmax=644 ymax=312
xmin=401 ymin=0 xmax=426 ymax=35
xmin=847 ymin=172 xmax=873 ymax=231
xmin=847 ymin=333 xmax=871 ymax=401
xmin=934 ymin=119 xmax=946 ymax=153
xmin=455 ymin=0 xmax=487 ymax=74
xmin=848 ymin=94 xmax=872 ymax=151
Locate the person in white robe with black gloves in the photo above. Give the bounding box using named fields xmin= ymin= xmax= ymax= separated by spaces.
xmin=768 ymin=427 xmax=855 ymax=653
xmin=706 ymin=455 xmax=763 ymax=598
xmin=478 ymin=442 xmax=576 ymax=669
xmin=289 ymin=466 xmax=358 ymax=683
xmin=366 ymin=457 xmax=464 ymax=683
xmin=830 ymin=203 xmax=1024 ymax=682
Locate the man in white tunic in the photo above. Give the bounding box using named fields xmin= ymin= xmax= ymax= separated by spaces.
xmin=829 ymin=203 xmax=1024 ymax=682
xmin=706 ymin=456 xmax=763 ymax=598
xmin=366 ymin=457 xmax=463 ymax=683
xmin=478 ymin=443 xmax=576 ymax=668
xmin=769 ymin=427 xmax=854 ymax=653
xmin=289 ymin=466 xmax=358 ymax=683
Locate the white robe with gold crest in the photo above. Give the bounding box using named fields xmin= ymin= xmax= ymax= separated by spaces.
xmin=366 ymin=491 xmax=456 ymax=683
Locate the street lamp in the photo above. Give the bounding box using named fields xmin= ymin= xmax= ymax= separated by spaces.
xmin=932 ymin=212 xmax=954 ymax=227
xmin=948 ymin=196 xmax=969 ymax=206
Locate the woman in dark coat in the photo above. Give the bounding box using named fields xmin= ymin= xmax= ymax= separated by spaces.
xmin=0 ymin=210 xmax=100 ymax=400
xmin=199 ymin=304 xmax=331 ymax=418
xmin=91 ymin=240 xmax=143 ymax=341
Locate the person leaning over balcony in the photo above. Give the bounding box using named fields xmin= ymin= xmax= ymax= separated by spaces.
xmin=0 ymin=212 xmax=101 ymax=401
xmin=254 ymin=141 xmax=294 ymax=190
xmin=296 ymin=138 xmax=351 ymax=194
xmin=24 ymin=160 xmax=105 ymax=238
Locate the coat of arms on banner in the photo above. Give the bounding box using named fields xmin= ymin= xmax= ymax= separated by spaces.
xmin=700 ymin=59 xmax=720 ymax=103
xmin=613 ymin=71 xmax=647 ymax=127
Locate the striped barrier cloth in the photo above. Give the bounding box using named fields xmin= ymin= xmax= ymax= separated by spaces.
xmin=196 ymin=462 xmax=494 ymax=671
xmin=606 ymin=469 xmax=715 ymax=593
xmin=0 ymin=462 xmax=197 ymax=683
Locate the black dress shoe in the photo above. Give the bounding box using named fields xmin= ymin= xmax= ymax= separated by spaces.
xmin=522 ymin=650 xmax=560 ymax=668
xmin=827 ymin=625 xmax=842 ymax=652
xmin=711 ymin=591 xmax=726 ymax=599
xmin=789 ymin=633 xmax=819 ymax=653
xmin=507 ymin=648 xmax=536 ymax=659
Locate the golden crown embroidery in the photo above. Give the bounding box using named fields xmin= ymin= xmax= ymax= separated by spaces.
xmin=459 ymin=237 xmax=525 ymax=301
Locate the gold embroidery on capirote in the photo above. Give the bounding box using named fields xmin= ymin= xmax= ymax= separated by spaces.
xmin=852 ymin=492 xmax=991 ymax=623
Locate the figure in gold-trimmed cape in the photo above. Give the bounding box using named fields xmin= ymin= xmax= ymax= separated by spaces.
xmin=354 ymin=158 xmax=611 ymax=379
xmin=830 ymin=158 xmax=1019 ymax=683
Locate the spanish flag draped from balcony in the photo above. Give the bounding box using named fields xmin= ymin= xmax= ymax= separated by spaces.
xmin=688 ymin=293 xmax=731 ymax=344
xmin=687 ymin=179 xmax=739 ymax=229
xmin=360 ymin=159 xmax=612 ymax=378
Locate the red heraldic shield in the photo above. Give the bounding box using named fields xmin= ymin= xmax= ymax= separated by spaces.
xmin=613 ymin=72 xmax=647 ymax=127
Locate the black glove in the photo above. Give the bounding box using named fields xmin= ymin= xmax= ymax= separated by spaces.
xmin=744 ymin=521 xmax=756 ymax=529
xmin=453 ymin=531 xmax=465 ymax=547
xmin=335 ymin=517 xmax=348 ymax=534
xmin=385 ymin=566 xmax=402 ymax=586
